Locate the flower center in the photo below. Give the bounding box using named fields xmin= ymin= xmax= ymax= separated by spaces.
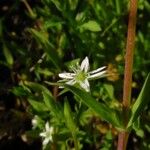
xmin=46 ymin=131 xmax=52 ymax=137
xmin=75 ymin=71 xmax=87 ymax=82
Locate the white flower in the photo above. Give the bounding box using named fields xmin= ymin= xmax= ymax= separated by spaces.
xmin=40 ymin=122 xmax=54 ymax=147
xmin=32 ymin=115 xmax=39 ymax=129
xmin=58 ymin=56 xmax=106 ymax=92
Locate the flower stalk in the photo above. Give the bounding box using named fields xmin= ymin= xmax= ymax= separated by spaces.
xmin=117 ymin=0 xmax=138 ymax=150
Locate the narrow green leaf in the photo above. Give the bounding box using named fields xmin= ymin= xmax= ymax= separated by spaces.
xmin=51 ymin=0 xmax=62 ymax=11
xmin=36 ymin=68 xmax=54 ymax=76
xmin=28 ymin=28 xmax=60 ymax=69
xmin=64 ymin=100 xmax=77 ymax=132
xmin=144 ymin=1 xmax=150 ymax=12
xmin=28 ymin=28 xmax=52 ymax=46
xmin=44 ymin=44 xmax=61 ymax=70
xmin=65 ymin=85 xmax=122 ymax=128
xmin=12 ymin=86 xmax=29 ymax=97
xmin=42 ymin=91 xmax=63 ymax=119
xmin=78 ymin=108 xmax=93 ymax=126
xmin=25 ymin=81 xmax=51 ymax=95
xmin=0 ymin=19 xmax=3 ymax=37
xmin=3 ymin=44 xmax=14 ymax=66
xmin=68 ymin=0 xmax=78 ymax=10
xmin=127 ymin=73 xmax=150 ymax=128
xmin=64 ymin=99 xmax=79 ymax=150
xmin=79 ymin=20 xmax=101 ymax=32
xmin=115 ymin=0 xmax=121 ymax=15
xmin=25 ymin=82 xmax=63 ymax=119
xmin=44 ymin=21 xmax=64 ymax=30
xmin=132 ymin=117 xmax=144 ymax=138
xmin=104 ymin=83 xmax=115 ymax=100
xmin=28 ymin=99 xmax=48 ymax=112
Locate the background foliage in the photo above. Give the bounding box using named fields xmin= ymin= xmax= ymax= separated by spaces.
xmin=0 ymin=0 xmax=150 ymax=149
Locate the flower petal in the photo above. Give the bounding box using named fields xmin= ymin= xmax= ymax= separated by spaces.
xmin=89 ymin=66 xmax=106 ymax=74
xmin=59 ymin=73 xmax=75 ymax=79
xmin=45 ymin=122 xmax=50 ymax=131
xmin=79 ymin=79 xmax=90 ymax=92
xmin=66 ymin=79 xmax=76 ymax=85
xmin=43 ymin=137 xmax=50 ymax=146
xmin=32 ymin=116 xmax=38 ymax=127
xmin=88 ymin=70 xmax=106 ymax=80
xmin=40 ymin=132 xmax=46 ymax=137
xmin=49 ymin=127 xmax=54 ymax=133
xmin=80 ymin=57 xmax=89 ymax=72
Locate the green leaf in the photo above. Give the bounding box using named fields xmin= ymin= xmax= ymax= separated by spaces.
xmin=103 ymin=84 xmax=115 ymax=100
xmin=28 ymin=99 xmax=48 ymax=112
xmin=0 ymin=19 xmax=3 ymax=37
xmin=12 ymin=86 xmax=29 ymax=97
xmin=127 ymin=73 xmax=150 ymax=128
xmin=79 ymin=20 xmax=101 ymax=32
xmin=42 ymin=91 xmax=63 ymax=120
xmin=78 ymin=108 xmax=93 ymax=126
xmin=44 ymin=21 xmax=64 ymax=30
xmin=36 ymin=68 xmax=54 ymax=76
xmin=25 ymin=81 xmax=51 ymax=95
xmin=115 ymin=0 xmax=121 ymax=15
xmin=28 ymin=28 xmax=60 ymax=69
xmin=68 ymin=0 xmax=78 ymax=10
xmin=51 ymin=0 xmax=62 ymax=11
xmin=25 ymin=82 xmax=63 ymax=120
xmin=64 ymin=100 xmax=77 ymax=132
xmin=65 ymin=85 xmax=123 ymax=128
xmin=28 ymin=28 xmax=52 ymax=47
xmin=64 ymin=99 xmax=80 ymax=150
xmin=132 ymin=117 xmax=144 ymax=138
xmin=3 ymin=44 xmax=14 ymax=66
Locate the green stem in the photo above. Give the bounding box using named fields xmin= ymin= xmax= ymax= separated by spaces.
xmin=73 ymin=134 xmax=79 ymax=150
xmin=117 ymin=0 xmax=138 ymax=150
xmin=22 ymin=0 xmax=36 ymax=18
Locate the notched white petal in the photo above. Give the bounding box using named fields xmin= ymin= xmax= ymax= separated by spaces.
xmin=43 ymin=138 xmax=50 ymax=146
xmin=79 ymin=79 xmax=90 ymax=92
xmin=88 ymin=70 xmax=106 ymax=79
xmin=49 ymin=127 xmax=54 ymax=133
xmin=66 ymin=79 xmax=76 ymax=85
xmin=89 ymin=66 xmax=106 ymax=74
xmin=45 ymin=122 xmax=50 ymax=131
xmin=80 ymin=56 xmax=89 ymax=72
xmin=59 ymin=73 xmax=75 ymax=79
xmin=40 ymin=132 xmax=46 ymax=137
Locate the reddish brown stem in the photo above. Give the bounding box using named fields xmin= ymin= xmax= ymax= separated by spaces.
xmin=123 ymin=0 xmax=138 ymax=107
xmin=53 ymin=85 xmax=58 ymax=100
xmin=117 ymin=132 xmax=129 ymax=150
xmin=117 ymin=0 xmax=138 ymax=150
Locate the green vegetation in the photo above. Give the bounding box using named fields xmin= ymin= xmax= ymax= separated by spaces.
xmin=0 ymin=0 xmax=150 ymax=149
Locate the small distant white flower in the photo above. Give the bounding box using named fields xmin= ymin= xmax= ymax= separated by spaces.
xmin=32 ymin=115 xmax=39 ymax=129
xmin=40 ymin=122 xmax=54 ymax=147
xmin=58 ymin=56 xmax=107 ymax=92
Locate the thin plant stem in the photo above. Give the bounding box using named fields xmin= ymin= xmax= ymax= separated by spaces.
xmin=117 ymin=0 xmax=138 ymax=150
xmin=22 ymin=0 xmax=36 ymax=18
xmin=73 ymin=134 xmax=79 ymax=150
